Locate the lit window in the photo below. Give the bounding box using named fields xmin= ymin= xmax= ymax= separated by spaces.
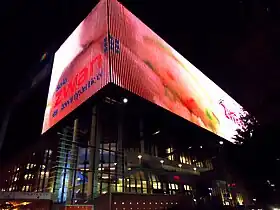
xmin=184 ymin=185 xmax=191 ymax=191
xmin=180 ymin=156 xmax=186 ymax=164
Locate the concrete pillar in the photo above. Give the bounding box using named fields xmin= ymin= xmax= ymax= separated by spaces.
xmin=87 ymin=106 xmax=102 ymax=199
xmin=88 ymin=105 xmax=101 ymax=199
xmin=117 ymin=105 xmax=124 ymax=192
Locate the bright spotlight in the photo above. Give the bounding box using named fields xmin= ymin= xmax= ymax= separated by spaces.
xmin=123 ymin=98 xmax=128 ymax=103
xmin=153 ymin=130 xmax=160 ymax=135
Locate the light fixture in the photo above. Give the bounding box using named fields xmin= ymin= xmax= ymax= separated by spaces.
xmin=138 ymin=155 xmax=142 ymax=159
xmin=253 ymin=198 xmax=256 ymax=202
xmin=123 ymin=98 xmax=128 ymax=103
xmin=200 ymin=146 xmax=203 ymax=148
xmin=193 ymin=167 xmax=197 ymax=171
xmin=188 ymin=146 xmax=192 ymax=149
xmin=219 ymin=141 xmax=224 ymax=145
xmin=153 ymin=130 xmax=160 ymax=135
xmin=160 ymin=160 xmax=164 ymax=164
xmin=193 ymin=198 xmax=196 ymax=202
xmin=114 ymin=162 xmax=117 ymax=165
xmin=178 ymin=164 xmax=182 ymax=168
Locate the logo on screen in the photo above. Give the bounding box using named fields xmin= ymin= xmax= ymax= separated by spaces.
xmin=52 ymin=54 xmax=103 ymax=118
xmin=104 ymin=35 xmax=120 ymax=54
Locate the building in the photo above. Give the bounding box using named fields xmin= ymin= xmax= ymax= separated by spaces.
xmin=0 ymin=0 xmax=249 ymax=209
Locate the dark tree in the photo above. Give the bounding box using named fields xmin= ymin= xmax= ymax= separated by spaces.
xmin=225 ymin=110 xmax=280 ymax=206
xmin=234 ymin=109 xmax=259 ymax=144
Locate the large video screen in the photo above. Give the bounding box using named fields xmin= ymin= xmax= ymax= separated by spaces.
xmin=42 ymin=0 xmax=110 ymax=133
xmin=108 ymin=0 xmax=246 ymax=143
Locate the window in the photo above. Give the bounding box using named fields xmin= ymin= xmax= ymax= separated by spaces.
xmin=166 ymin=147 xmax=174 ymax=161
xmin=184 ymin=185 xmax=192 ymax=191
xmin=180 ymin=155 xmax=191 ymax=164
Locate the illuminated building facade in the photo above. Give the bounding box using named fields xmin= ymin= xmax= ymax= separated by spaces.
xmin=0 ymin=0 xmax=250 ymax=209
xmin=0 ymin=87 xmax=246 ymax=209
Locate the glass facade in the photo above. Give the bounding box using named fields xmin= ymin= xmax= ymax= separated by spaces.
xmin=0 ymin=93 xmax=245 ymax=207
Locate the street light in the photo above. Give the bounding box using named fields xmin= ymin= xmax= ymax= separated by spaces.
xmin=160 ymin=160 xmax=164 ymax=166
xmin=153 ymin=130 xmax=160 ymax=135
xmin=219 ymin=141 xmax=224 ymax=145
xmin=178 ymin=164 xmax=182 ymax=168
xmin=193 ymin=167 xmax=197 ymax=171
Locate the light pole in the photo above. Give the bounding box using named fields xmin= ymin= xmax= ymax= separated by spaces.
xmin=138 ymin=154 xmax=142 ymax=165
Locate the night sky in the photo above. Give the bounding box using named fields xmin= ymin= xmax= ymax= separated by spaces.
xmin=1 ymin=0 xmax=280 ymax=157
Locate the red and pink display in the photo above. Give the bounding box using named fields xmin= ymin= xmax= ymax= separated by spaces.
xmin=42 ymin=0 xmax=110 ymax=133
xmin=43 ymin=0 xmax=246 ymax=143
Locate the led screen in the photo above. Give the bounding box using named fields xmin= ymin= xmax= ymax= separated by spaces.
xmin=108 ymin=0 xmax=246 ymax=143
xmin=42 ymin=0 xmax=110 ymax=133
xmin=43 ymin=0 xmax=247 ymax=143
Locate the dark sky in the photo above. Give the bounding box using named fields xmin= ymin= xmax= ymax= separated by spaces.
xmin=1 ymin=0 xmax=280 ymax=156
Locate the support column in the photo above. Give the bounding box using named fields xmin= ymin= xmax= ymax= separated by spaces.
xmin=88 ymin=106 xmax=97 ymax=199
xmin=117 ymin=105 xmax=124 ymax=193
xmin=88 ymin=105 xmax=101 ymax=199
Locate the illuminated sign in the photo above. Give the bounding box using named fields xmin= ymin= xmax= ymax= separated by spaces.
xmin=42 ymin=0 xmax=110 ymax=133
xmin=108 ymin=0 xmax=247 ymax=143
xmin=43 ymin=0 xmax=247 ymax=143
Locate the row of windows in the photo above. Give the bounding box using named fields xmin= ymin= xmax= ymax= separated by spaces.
xmin=166 ymin=147 xmax=209 ymax=168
